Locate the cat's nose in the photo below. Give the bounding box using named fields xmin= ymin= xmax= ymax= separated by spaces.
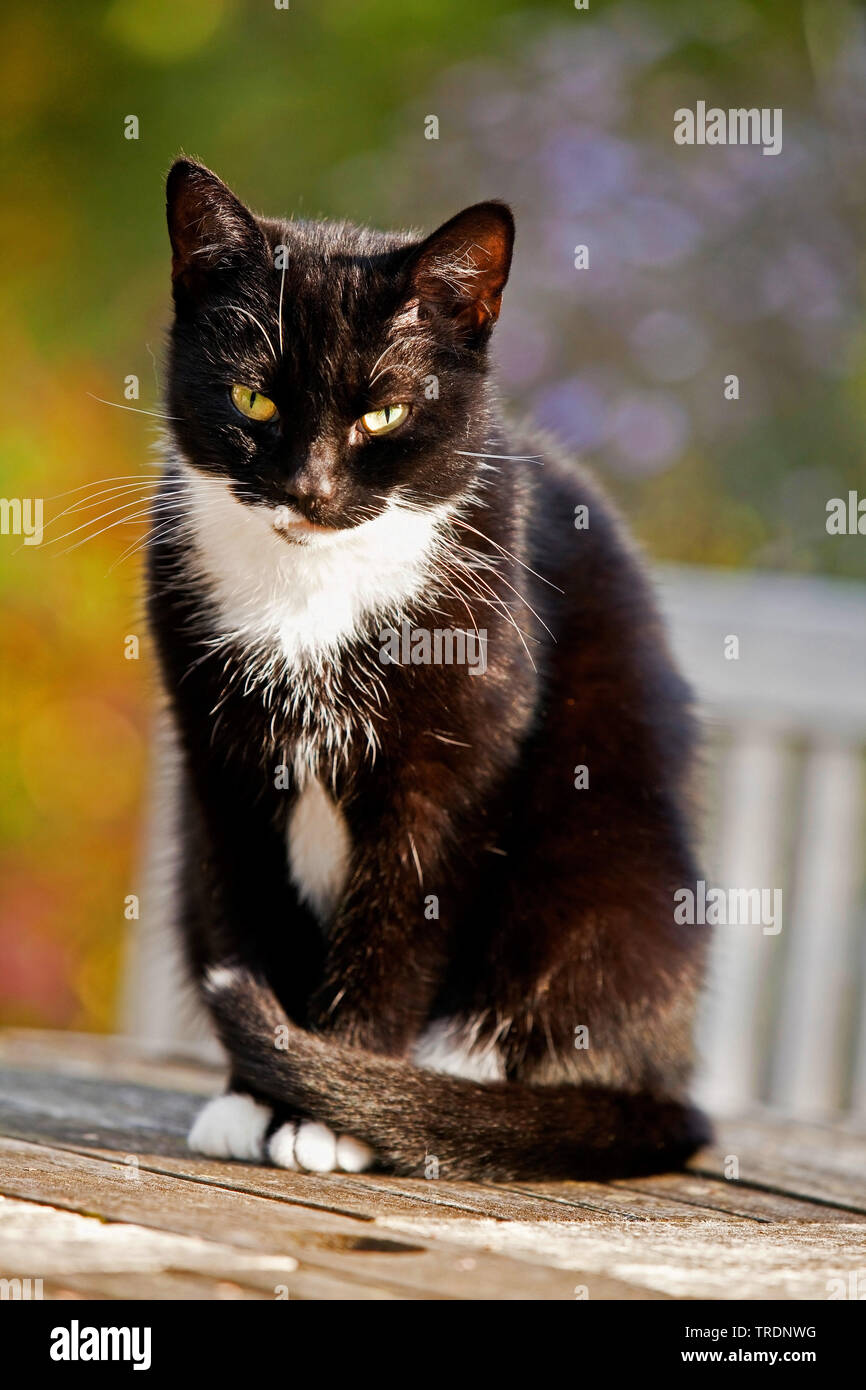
xmin=285 ymin=451 xmax=335 ymax=505
xmin=286 ymin=471 xmax=334 ymax=504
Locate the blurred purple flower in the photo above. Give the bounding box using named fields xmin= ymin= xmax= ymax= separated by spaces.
xmin=629 ymin=311 xmax=710 ymax=382
xmin=607 ymin=390 xmax=690 ymax=474
xmin=532 ymin=376 xmax=611 ymax=452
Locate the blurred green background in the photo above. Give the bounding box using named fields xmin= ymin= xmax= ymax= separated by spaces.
xmin=1 ymin=0 xmax=864 ymax=1031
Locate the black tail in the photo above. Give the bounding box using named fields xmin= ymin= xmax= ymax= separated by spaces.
xmin=204 ymin=967 xmax=711 ymax=1181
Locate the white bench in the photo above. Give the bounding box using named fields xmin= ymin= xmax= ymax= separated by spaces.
xmin=656 ymin=566 xmax=866 ymax=1120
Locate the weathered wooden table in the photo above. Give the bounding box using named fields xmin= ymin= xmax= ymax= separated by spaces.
xmin=0 ymin=1030 xmax=863 ymax=1301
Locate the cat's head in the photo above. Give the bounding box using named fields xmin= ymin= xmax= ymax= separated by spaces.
xmin=165 ymin=158 xmax=513 ymax=544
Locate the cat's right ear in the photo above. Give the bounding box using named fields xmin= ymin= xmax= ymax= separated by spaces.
xmin=166 ymin=159 xmax=268 ymax=299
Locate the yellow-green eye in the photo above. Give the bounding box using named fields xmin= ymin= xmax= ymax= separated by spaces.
xmin=231 ymin=384 xmax=278 ymax=422
xmin=360 ymin=403 xmax=409 ymax=436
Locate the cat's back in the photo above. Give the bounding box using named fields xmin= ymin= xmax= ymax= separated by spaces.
xmin=516 ymin=432 xmax=695 ymax=749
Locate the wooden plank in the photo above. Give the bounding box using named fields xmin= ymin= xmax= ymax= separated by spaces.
xmin=0 ymin=1031 xmax=219 ymax=1094
xmin=40 ymin=1272 xmax=395 ymax=1301
xmin=0 ymin=1065 xmax=199 ymax=1157
xmin=82 ymin=1145 xmax=570 ymax=1228
xmin=610 ymin=1171 xmax=866 ymax=1225
xmin=0 ymin=1104 xmax=622 ymax=1228
xmin=42 ymin=1275 xmax=265 ymax=1301
xmin=119 ymin=1149 xmax=711 ymax=1227
xmin=3 ymin=1035 xmax=864 ymax=1298
xmin=340 ymin=1171 xmax=737 ymax=1225
xmin=370 ymin=1206 xmax=866 ymax=1301
xmin=0 ymin=1194 xmax=405 ymax=1301
xmin=693 ymin=1116 xmax=866 ymax=1213
xmin=0 ymin=1137 xmax=650 ymax=1300
xmin=128 ymin=1155 xmax=601 ymax=1227
xmin=38 ymin=1270 xmax=397 ymax=1300
xmin=4 ymin=1133 xmax=863 ymax=1300
xmin=496 ymin=1178 xmax=754 ymax=1224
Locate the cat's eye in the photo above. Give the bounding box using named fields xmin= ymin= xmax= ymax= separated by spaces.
xmin=360 ymin=403 xmax=409 ymax=436
xmin=230 ymin=384 xmax=279 ymax=423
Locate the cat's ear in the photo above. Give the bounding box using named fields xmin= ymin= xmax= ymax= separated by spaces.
xmin=406 ymin=202 xmax=514 ymax=340
xmin=166 ymin=159 xmax=269 ymax=297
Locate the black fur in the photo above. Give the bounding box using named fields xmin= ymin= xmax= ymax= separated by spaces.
xmin=147 ymin=158 xmax=711 ymax=1180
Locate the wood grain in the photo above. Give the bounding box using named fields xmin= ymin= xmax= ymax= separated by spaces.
xmin=1 ymin=1033 xmax=864 ymax=1300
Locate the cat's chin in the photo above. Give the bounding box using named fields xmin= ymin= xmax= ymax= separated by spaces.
xmin=270 ymin=503 xmax=389 ymax=549
xmin=272 ymin=513 xmax=332 ymax=546
xmin=271 ymin=511 xmax=355 ymax=548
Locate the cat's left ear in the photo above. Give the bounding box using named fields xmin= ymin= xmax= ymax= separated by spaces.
xmin=406 ymin=202 xmax=514 ymax=340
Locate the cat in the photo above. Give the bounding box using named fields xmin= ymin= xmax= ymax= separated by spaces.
xmin=147 ymin=157 xmax=711 ymax=1180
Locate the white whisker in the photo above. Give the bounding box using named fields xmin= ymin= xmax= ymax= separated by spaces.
xmin=40 ymin=495 xmax=174 ymax=549
xmin=110 ymin=514 xmax=189 ymax=572
xmin=45 ymin=480 xmax=187 ymax=531
xmin=455 ymin=450 xmax=543 ymax=464
xmin=453 ymin=517 xmax=563 ymax=594
xmin=277 ymin=257 xmax=287 ymax=358
xmin=46 ymin=473 xmax=162 ymax=505
xmin=86 ymin=393 xmax=180 ymax=421
xmin=441 ymin=552 xmax=538 ymax=671
xmin=54 ymin=506 xmax=158 ymax=557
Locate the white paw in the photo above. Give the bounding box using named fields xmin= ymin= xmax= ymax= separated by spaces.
xmin=271 ymin=1120 xmax=375 ymax=1173
xmin=294 ymin=1121 xmax=338 ymax=1172
xmin=335 ymin=1134 xmax=376 ymax=1173
xmin=268 ymin=1121 xmax=299 ymax=1169
xmin=188 ymin=1092 xmax=271 ymax=1161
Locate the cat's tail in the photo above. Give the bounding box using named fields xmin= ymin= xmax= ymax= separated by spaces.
xmin=204 ymin=966 xmax=710 ymax=1181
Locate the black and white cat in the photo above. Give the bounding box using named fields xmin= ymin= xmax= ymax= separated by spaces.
xmin=147 ymin=158 xmax=710 ymax=1180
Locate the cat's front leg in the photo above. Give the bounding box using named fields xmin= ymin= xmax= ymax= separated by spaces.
xmin=177 ymin=760 xmax=330 ymax=1163
xmin=308 ymin=789 xmax=462 ymax=1056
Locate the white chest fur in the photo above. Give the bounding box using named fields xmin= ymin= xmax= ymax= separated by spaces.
xmin=177 ymin=460 xmax=447 ymax=915
xmin=286 ymin=777 xmax=351 ymax=924
xmin=179 ymin=463 xmax=446 ymax=672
